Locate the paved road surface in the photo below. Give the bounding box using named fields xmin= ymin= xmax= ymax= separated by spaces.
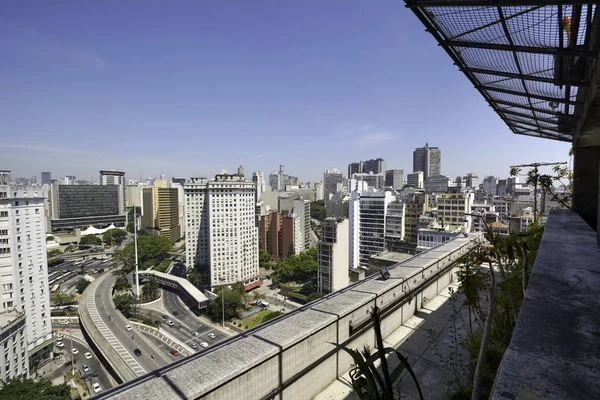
xmin=142 ymin=291 xmax=228 ymax=351
xmin=50 ymin=323 xmax=112 ymax=393
xmin=93 ymin=273 xmax=170 ymax=374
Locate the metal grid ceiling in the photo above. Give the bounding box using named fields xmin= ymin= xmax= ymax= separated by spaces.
xmin=405 ymin=1 xmax=599 ymax=142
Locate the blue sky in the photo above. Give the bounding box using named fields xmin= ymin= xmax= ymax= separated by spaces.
xmin=1 ymin=0 xmax=570 ymax=183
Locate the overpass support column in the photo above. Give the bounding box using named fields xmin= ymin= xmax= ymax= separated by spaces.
xmin=572 ymin=145 xmax=600 ymax=245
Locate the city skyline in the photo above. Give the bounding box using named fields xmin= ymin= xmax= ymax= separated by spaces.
xmin=1 ymin=2 xmax=571 ymax=182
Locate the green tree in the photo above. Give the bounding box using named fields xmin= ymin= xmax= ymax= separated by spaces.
xmin=75 ymin=278 xmax=91 ymax=294
xmin=50 ymin=292 xmax=76 ymax=306
xmin=259 ymin=249 xmax=272 ymax=269
xmin=47 ymin=248 xmax=62 ymax=257
xmin=187 ymin=267 xmax=203 ymax=289
xmin=79 ymin=235 xmax=102 ymax=246
xmin=141 ymin=276 xmax=160 ymax=301
xmin=0 ymin=378 xmax=70 ymax=400
xmin=103 ymin=229 xmax=127 ymax=247
xmin=208 ymin=288 xmax=242 ymax=321
xmin=114 ymin=276 xmax=132 ymax=292
xmin=272 ymin=247 xmax=318 ymax=283
xmin=113 ymin=235 xmax=172 ymax=273
xmin=310 ymin=200 xmax=326 ymax=221
xmin=126 ymin=221 xmax=135 ymax=233
xmin=114 ymin=293 xmax=135 ymax=317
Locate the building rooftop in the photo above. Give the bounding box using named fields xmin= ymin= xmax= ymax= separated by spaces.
xmin=0 ymin=309 xmax=22 ymax=329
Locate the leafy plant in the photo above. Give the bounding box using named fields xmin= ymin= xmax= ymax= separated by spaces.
xmin=332 ymin=306 xmax=423 ymax=400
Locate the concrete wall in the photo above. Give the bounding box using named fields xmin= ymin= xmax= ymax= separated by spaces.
xmin=96 ymin=234 xmax=482 ymax=400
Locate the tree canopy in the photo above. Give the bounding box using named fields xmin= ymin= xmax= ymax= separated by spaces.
xmin=259 ymin=249 xmax=272 ymax=269
xmin=208 ymin=288 xmax=243 ymax=321
xmin=113 ymin=235 xmax=172 ymax=273
xmin=0 ymin=378 xmax=70 ymax=400
xmin=75 ymin=278 xmax=90 ymax=294
xmin=50 ymin=291 xmax=76 ymax=306
xmin=141 ymin=276 xmax=160 ymax=302
xmin=310 ymin=200 xmax=326 ymax=221
xmin=79 ymin=235 xmax=102 ymax=246
xmin=187 ymin=267 xmax=202 ymax=289
xmin=272 ymin=247 xmax=318 ymax=284
xmin=103 ymin=229 xmax=127 ymax=246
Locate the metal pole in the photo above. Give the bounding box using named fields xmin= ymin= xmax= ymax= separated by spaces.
xmin=221 ymin=281 xmax=225 ymax=328
xmin=533 ymin=166 xmax=538 ymax=222
xmin=69 ymin=311 xmax=74 ymax=375
xmin=134 ymin=206 xmax=140 ymax=298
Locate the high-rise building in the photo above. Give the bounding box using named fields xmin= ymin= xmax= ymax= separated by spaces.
xmin=424 ymin=174 xmax=451 ymax=193
xmin=141 ymin=181 xmax=181 ymax=243
xmin=252 ymin=172 xmax=266 ymax=202
xmin=407 ymin=172 xmax=424 ymax=189
xmin=0 ymin=310 xmax=28 ymax=380
xmin=349 ymin=190 xmax=396 ymax=269
xmin=317 ymin=218 xmax=349 ymax=294
xmin=351 ymin=173 xmax=384 ymax=190
xmin=435 ymin=192 xmax=474 ymax=231
xmin=385 ymin=201 xmax=406 ymax=249
xmin=41 ymin=172 xmax=51 ymax=185
xmin=313 ymin=181 xmax=324 ymax=201
xmin=413 ymin=143 xmax=441 ymax=179
xmin=465 ymin=173 xmax=479 ymax=190
xmin=402 ymin=191 xmax=430 ymax=244
xmin=348 ymin=158 xmax=386 ymax=178
xmin=323 ymin=169 xmax=343 ymax=206
xmin=482 ymin=176 xmax=499 ymax=196
xmin=100 ymin=170 xmax=126 ymax=215
xmin=171 ymin=177 xmax=187 ymax=186
xmin=184 ymin=173 xmax=260 ymax=289
xmin=348 ymin=162 xmax=361 ymax=178
xmin=0 ymin=170 xmax=53 ymax=373
xmin=48 ymin=183 xmax=126 ymax=232
xmin=385 ymin=169 xmax=404 ymax=190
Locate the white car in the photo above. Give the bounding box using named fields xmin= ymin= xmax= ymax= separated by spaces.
xmin=56 ymin=334 xmax=64 ymax=340
xmin=166 ymin=320 xmax=174 ymax=326
xmin=55 ymin=341 xmax=64 ymax=348
xmin=82 ymin=364 xmax=90 ymax=373
xmin=84 ymin=352 xmax=92 ymax=360
xmin=190 ymin=343 xmax=198 ymax=349
xmin=92 ymin=383 xmax=102 ymax=393
xmin=125 ymin=324 xmax=132 ymax=331
xmin=200 ymin=342 xmax=208 ymax=348
xmin=60 ymin=320 xmax=69 ymax=325
xmin=208 ymin=333 xmax=216 ymax=339
xmin=191 ymin=332 xmax=199 ymax=337
xmin=71 ymin=348 xmax=79 ymax=355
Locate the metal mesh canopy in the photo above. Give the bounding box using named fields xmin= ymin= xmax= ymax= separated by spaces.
xmin=405 ymin=1 xmax=600 ymax=142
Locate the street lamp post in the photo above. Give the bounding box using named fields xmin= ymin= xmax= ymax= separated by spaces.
xmin=220 ymin=277 xmax=226 ymax=328
xmin=133 ymin=206 xmax=140 ymax=298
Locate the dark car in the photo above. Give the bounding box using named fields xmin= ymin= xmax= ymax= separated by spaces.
xmin=162 ymin=314 xmax=169 ymax=320
xmin=154 ymin=320 xmax=162 ymax=325
xmin=170 ymin=349 xmax=179 ymax=356
xmin=134 ymin=348 xmax=142 ymax=356
xmin=173 ymin=311 xmax=179 ymax=315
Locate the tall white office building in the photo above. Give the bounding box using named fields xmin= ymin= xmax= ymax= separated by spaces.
xmin=184 ymin=173 xmax=260 ymax=289
xmin=349 ymin=190 xmax=397 ymax=269
xmin=0 ymin=170 xmax=53 ymax=373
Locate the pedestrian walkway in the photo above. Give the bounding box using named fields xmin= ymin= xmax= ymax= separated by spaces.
xmin=315 ymin=282 xmax=471 ymax=400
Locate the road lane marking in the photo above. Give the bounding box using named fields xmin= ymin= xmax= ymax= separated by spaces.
xmin=87 ymin=282 xmax=147 ymax=376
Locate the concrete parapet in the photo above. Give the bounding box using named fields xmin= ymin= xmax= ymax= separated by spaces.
xmin=94 ymin=234 xmax=482 ymax=400
xmin=78 ymin=273 xmax=138 ymax=383
xmin=491 ymin=210 xmax=600 ymax=399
